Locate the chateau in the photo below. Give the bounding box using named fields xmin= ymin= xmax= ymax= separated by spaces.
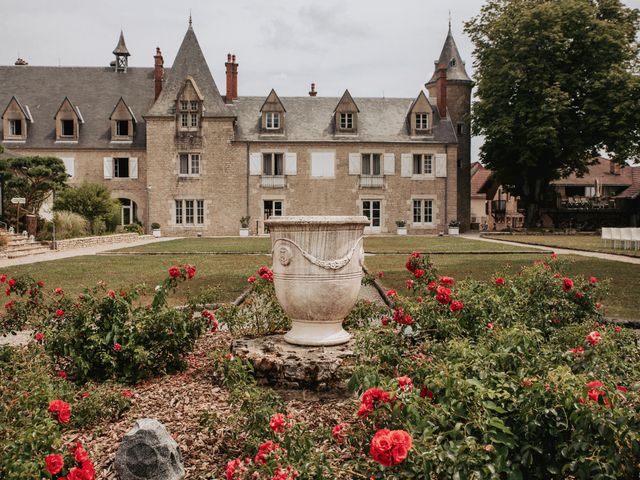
xmin=0 ymin=21 xmax=473 ymax=236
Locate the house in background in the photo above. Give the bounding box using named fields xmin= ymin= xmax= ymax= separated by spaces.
xmin=545 ymin=157 xmax=640 ymax=229
xmin=470 ymin=162 xmax=523 ymax=231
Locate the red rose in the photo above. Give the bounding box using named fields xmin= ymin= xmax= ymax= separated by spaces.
xmin=486 ymin=323 xmax=494 ymax=330
xmin=450 ymin=300 xmax=464 ymax=312
xmin=427 ymin=281 xmax=437 ymax=291
xmin=0 ymin=274 xmax=6 ymax=283
xmin=48 ymin=399 xmax=71 ymax=424
xmin=258 ymin=266 xmax=274 ymax=281
xmin=614 ymin=325 xmax=622 ymax=332
xmin=381 ymin=315 xmax=389 ymax=326
xmin=56 ymin=371 xmax=67 ymax=379
xmin=616 ymin=386 xmax=628 ymax=393
xmin=417 ymin=296 xmax=423 ymax=303
xmin=269 ymin=413 xmax=286 ymax=433
xmin=370 ymin=429 xmax=412 ymax=467
xmin=495 ymin=277 xmax=505 ymax=285
xmin=569 ymin=346 xmax=584 ymax=354
xmin=55 ymin=309 xmax=64 ymax=317
xmin=8 ymin=278 xmax=16 ymax=288
xmin=553 ymin=273 xmax=561 ymax=278
xmin=575 ymin=292 xmax=584 ymax=299
xmin=168 ymin=266 xmax=181 ymax=278
xmin=590 ymin=276 xmax=597 ymax=284
xmin=74 ymin=442 xmax=89 ymax=463
xmin=595 ymin=302 xmax=603 ymax=309
xmin=37 ymin=280 xmax=45 ymax=287
xmin=254 ymin=440 xmax=280 ymax=464
xmin=405 ymin=279 xmax=414 ymax=289
xmin=247 ymin=276 xmax=257 ymax=284
xmin=397 ymin=376 xmax=413 ymax=390
xmin=562 ymin=278 xmax=574 ymax=292
xmin=54 ymin=287 xmax=64 ymax=295
xmin=405 ymin=260 xmax=415 ymax=272
xmin=551 ymin=253 xmax=558 ymax=260
xmin=439 ymin=276 xmax=454 ymax=285
xmin=410 ymin=251 xmax=421 ymax=259
xmin=185 ymin=264 xmax=196 ymax=279
xmin=377 ymin=271 xmax=384 ymax=278
xmin=413 ymin=269 xmax=425 ymax=279
xmin=358 ymin=388 xmax=391 ymax=417
xmin=4 ymin=288 xmax=9 ymax=296
xmin=332 ymin=423 xmax=347 ymax=444
xmin=386 ymin=289 xmax=397 ymax=298
xmin=106 ymin=290 xmax=116 ymax=299
xmin=113 ymin=343 xmax=122 ymax=352
xmin=420 ymin=385 xmax=434 ymax=399
xmin=435 ymin=286 xmax=451 ymax=305
xmin=586 ymin=380 xmax=604 ymax=389
xmin=226 ymin=459 xmax=242 ymax=480
xmin=122 ymin=389 xmax=133 ymax=398
xmin=45 ymin=453 xmax=65 ymax=475
xmin=35 ymin=332 xmax=44 ymax=342
xmin=586 ymin=331 xmax=602 ymax=346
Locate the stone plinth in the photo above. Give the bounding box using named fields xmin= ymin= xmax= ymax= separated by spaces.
xmin=231 ymin=335 xmax=353 ymax=389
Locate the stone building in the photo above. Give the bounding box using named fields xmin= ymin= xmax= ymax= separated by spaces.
xmin=0 ymin=21 xmax=473 ymax=236
xmin=470 ymin=162 xmax=524 ymax=231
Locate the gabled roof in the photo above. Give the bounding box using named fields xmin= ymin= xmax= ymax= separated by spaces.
xmin=616 ymin=167 xmax=640 ymax=199
xmin=1 ymin=95 xmax=32 ymax=121
xmin=113 ymin=30 xmax=130 ymax=56
xmin=551 ymin=157 xmax=634 ymax=187
xmin=179 ymin=76 xmax=205 ymax=101
xmin=408 ymin=90 xmax=432 ymax=113
xmin=0 ymin=66 xmax=155 ymax=149
xmin=260 ymin=89 xmax=286 ymax=113
xmin=54 ymin=97 xmax=84 ymax=123
xmin=109 ymin=97 xmax=137 ymax=123
xmin=426 ymin=26 xmax=472 ymax=85
xmin=471 ymin=162 xmax=493 ymax=195
xmin=334 ymin=89 xmax=360 ymax=113
xmin=233 ymin=96 xmax=457 ymax=143
xmin=147 ymin=25 xmax=232 ymax=118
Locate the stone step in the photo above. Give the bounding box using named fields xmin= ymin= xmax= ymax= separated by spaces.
xmin=6 ymin=243 xmax=48 ymax=253
xmin=7 ymin=247 xmax=50 ymax=259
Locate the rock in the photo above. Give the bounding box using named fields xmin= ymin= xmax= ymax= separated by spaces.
xmin=115 ymin=419 xmax=184 ymax=480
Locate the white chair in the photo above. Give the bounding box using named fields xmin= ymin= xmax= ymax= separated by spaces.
xmin=620 ymin=228 xmax=633 ymax=250
xmin=611 ymin=228 xmax=622 ymax=249
xmin=631 ymin=228 xmax=640 ymax=251
xmin=601 ymin=227 xmax=612 ymax=248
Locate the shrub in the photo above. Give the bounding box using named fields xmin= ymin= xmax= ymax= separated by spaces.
xmin=123 ymin=223 xmax=143 ymax=235
xmin=53 ymin=210 xmax=90 ymax=239
xmin=2 ymin=264 xmax=206 ymax=384
xmin=151 ymin=222 xmax=161 ymax=230
xmin=53 ymin=182 xmax=115 ymax=230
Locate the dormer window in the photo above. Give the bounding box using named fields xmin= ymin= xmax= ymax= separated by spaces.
xmin=2 ymin=96 xmax=31 ymax=141
xmin=340 ymin=113 xmax=353 ymax=130
xmin=416 ymin=113 xmax=429 ymax=130
xmin=408 ymin=91 xmax=433 ymax=136
xmin=109 ymin=97 xmax=135 ymax=142
xmin=9 ymin=119 xmax=22 ymax=136
xmin=176 ymin=77 xmax=204 ymax=133
xmin=266 ymin=112 xmax=280 ymax=130
xmin=116 ymin=120 xmax=129 ymax=136
xmin=54 ymin=97 xmax=82 ymax=142
xmin=61 ymin=120 xmax=75 ymax=137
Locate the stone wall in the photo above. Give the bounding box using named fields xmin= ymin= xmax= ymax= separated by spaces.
xmin=55 ymin=233 xmax=147 ymax=251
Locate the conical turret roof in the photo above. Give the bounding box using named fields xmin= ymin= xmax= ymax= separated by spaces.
xmin=426 ymin=26 xmax=472 ymax=85
xmin=113 ymin=30 xmax=130 ymax=56
xmin=147 ymin=23 xmax=233 ymax=117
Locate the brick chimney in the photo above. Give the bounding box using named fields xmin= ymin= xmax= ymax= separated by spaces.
xmin=436 ymin=62 xmax=447 ymax=118
xmin=309 ymin=83 xmax=317 ymax=96
xmin=609 ymin=159 xmax=621 ymax=175
xmin=225 ymin=53 xmax=238 ymax=102
xmin=154 ymin=47 xmax=164 ymax=100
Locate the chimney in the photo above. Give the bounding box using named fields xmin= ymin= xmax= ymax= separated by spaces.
xmin=436 ymin=63 xmax=447 ymax=118
xmin=154 ymin=47 xmax=164 ymax=100
xmin=225 ymin=53 xmax=238 ymax=102
xmin=309 ymin=83 xmax=317 ymax=96
xmin=609 ymin=159 xmax=620 ymax=175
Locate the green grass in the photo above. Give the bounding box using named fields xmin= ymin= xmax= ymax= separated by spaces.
xmin=115 ymin=235 xmax=538 ymax=255
xmin=4 ymin=254 xmax=271 ymax=305
xmin=365 ymin=253 xmax=639 ymax=320
xmin=484 ymin=234 xmax=640 ymax=257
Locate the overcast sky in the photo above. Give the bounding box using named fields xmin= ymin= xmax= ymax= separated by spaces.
xmin=1 ymin=0 xmax=639 ymax=162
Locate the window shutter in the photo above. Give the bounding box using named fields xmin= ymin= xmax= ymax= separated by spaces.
xmin=400 ymin=154 xmax=412 ymax=177
xmin=435 ymin=153 xmax=447 ymax=177
xmin=249 ymin=153 xmax=262 ymax=175
xmin=129 ymin=157 xmax=138 ymax=179
xmin=285 ymin=152 xmax=297 ymax=175
xmin=348 ymin=153 xmax=361 ymax=175
xmin=103 ymin=157 xmax=113 ymax=179
xmin=61 ymin=157 xmax=75 ymax=178
xmin=383 ymin=153 xmax=395 ymax=175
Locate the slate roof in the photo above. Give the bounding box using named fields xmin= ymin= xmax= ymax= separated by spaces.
xmin=426 ymin=27 xmax=472 ymax=85
xmin=0 ymin=66 xmax=156 ymax=149
xmin=147 ymin=25 xmax=232 ymax=118
xmin=232 ymin=95 xmax=457 ymax=144
xmin=551 ymin=158 xmax=634 ymax=187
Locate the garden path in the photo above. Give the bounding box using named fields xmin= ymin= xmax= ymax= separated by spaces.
xmin=464 ymin=234 xmax=640 ymax=265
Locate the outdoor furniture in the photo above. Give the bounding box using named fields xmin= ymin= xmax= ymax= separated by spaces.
xmin=611 ymin=228 xmax=622 ymax=249
xmin=601 ymin=227 xmax=612 ymax=248
xmin=631 ymin=228 xmax=640 ymax=251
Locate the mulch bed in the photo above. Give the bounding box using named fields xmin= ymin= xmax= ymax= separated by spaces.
xmin=65 ymin=332 xmax=356 ymax=479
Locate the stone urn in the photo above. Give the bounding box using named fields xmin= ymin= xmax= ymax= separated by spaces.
xmin=264 ymin=216 xmax=369 ymax=346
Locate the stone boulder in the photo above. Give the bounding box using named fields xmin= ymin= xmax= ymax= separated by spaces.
xmin=115 ymin=418 xmax=184 ymax=480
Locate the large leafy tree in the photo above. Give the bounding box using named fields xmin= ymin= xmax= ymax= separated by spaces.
xmin=53 ymin=182 xmax=117 ymax=228
xmin=466 ymin=0 xmax=640 ymax=226
xmin=0 ymin=156 xmax=68 ymax=224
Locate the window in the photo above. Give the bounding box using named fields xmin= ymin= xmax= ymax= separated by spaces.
xmin=190 ymin=101 xmax=199 ymax=111
xmin=262 ymin=153 xmax=284 ymax=176
xmin=412 ymin=154 xmax=433 ymax=175
xmin=175 ymin=199 xmax=205 ymax=225
xmin=310 ymin=151 xmax=336 ymax=177
xmin=413 ymin=199 xmax=434 ymax=225
xmin=362 ymin=200 xmax=381 ymax=228
xmin=180 ymin=114 xmax=188 ymax=128
xmin=265 ymin=112 xmax=280 ymax=129
xmin=361 ymin=154 xmax=381 ymax=176
xmin=114 ymin=158 xmax=129 ymax=178
xmin=190 ymin=113 xmax=199 ymax=128
xmin=340 ymin=112 xmax=353 ymax=129
xmin=9 ymin=119 xmax=22 ymax=136
xmin=116 ymin=120 xmax=129 ymax=136
xmin=457 ymin=123 xmax=465 ymax=135
xmin=61 ymin=119 xmax=74 ymax=137
xmin=179 ymin=153 xmax=200 ymax=176
xmin=180 ymin=101 xmax=189 ymax=111
xmin=415 ymin=113 xmax=429 ymax=130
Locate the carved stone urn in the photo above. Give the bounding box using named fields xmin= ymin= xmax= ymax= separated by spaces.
xmin=264 ymin=216 xmax=370 ymax=346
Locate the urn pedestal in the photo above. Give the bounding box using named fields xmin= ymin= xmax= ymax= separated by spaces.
xmin=264 ymin=216 xmax=370 ymax=346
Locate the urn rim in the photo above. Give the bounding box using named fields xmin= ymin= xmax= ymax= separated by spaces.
xmin=264 ymin=215 xmax=370 ymax=227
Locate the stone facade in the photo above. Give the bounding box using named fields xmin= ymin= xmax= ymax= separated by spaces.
xmin=0 ymin=22 xmax=472 ymax=236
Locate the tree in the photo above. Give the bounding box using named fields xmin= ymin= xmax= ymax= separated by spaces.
xmin=0 ymin=156 xmax=68 ymax=226
xmin=466 ymin=0 xmax=640 ymax=226
xmin=53 ymin=182 xmax=117 ymax=230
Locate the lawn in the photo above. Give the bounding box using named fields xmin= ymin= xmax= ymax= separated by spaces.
xmin=115 ymin=235 xmax=539 ymax=254
xmin=366 ymin=253 xmax=640 ymax=320
xmin=484 ymin=234 xmax=640 ymax=257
